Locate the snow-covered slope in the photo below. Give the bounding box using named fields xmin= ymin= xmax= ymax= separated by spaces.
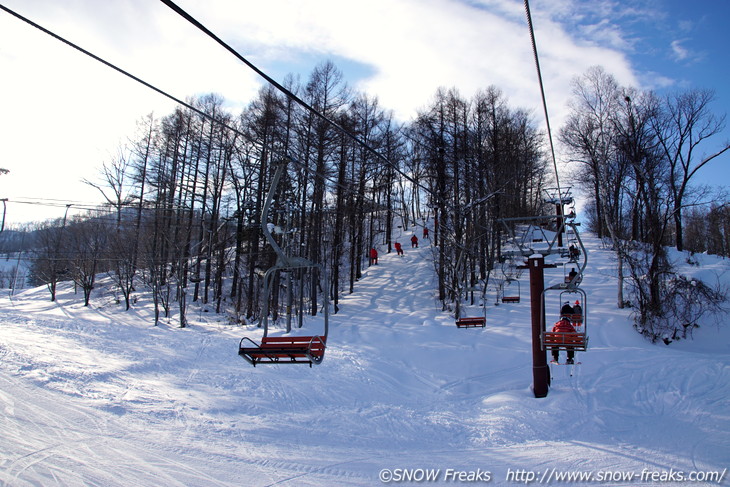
xmin=0 ymin=235 xmax=728 ymax=486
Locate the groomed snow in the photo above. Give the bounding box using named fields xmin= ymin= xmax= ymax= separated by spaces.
xmin=0 ymin=234 xmax=728 ymax=486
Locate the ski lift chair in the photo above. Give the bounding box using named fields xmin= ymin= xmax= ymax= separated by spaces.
xmin=541 ymin=285 xmax=588 ymax=353
xmin=238 ymin=159 xmax=329 ymax=367
xmin=501 ymin=278 xmax=521 ymax=303
xmin=455 ymin=316 xmax=486 ymax=328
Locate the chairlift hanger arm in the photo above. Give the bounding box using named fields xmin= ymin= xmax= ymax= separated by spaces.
xmin=258 ymin=159 xmax=329 ymax=342
xmin=542 ymin=186 xmax=574 ymax=206
xmin=261 ymin=160 xmax=316 ymax=268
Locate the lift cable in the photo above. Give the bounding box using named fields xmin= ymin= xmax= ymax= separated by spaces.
xmin=158 ymin=0 xmax=431 ymax=197
xmin=523 ymin=0 xmax=563 ymax=201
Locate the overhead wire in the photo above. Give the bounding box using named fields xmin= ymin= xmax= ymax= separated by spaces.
xmin=523 ymin=0 xmax=586 ymax=284
xmin=9 ymin=198 xmax=114 ymax=210
xmin=0 ymin=2 xmax=567 ymax=285
xmin=523 ymin=0 xmax=564 ymax=202
xmin=158 ymin=0 xmax=436 ymax=198
xmin=0 ymin=4 xmax=226 ymax=142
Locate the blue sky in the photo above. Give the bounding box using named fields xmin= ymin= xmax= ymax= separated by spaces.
xmin=0 ymin=0 xmax=728 ymax=225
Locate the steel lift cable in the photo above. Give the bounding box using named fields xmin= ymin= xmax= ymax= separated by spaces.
xmin=159 ymin=0 xmax=435 ymax=198
xmin=523 ymin=0 xmax=563 ymax=198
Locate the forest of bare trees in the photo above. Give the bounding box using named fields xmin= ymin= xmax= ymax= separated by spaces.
xmin=22 ymin=61 xmax=551 ymax=327
xmin=10 ymin=61 xmax=728 ymax=341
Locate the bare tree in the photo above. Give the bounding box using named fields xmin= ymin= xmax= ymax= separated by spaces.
xmin=103 ymin=218 xmax=138 ymax=310
xmin=65 ymin=215 xmax=110 ymax=307
xmin=83 ymin=149 xmax=135 ymax=228
xmin=28 ymin=219 xmax=70 ymax=301
xmin=560 ymin=66 xmax=621 ymax=241
xmin=653 ymin=88 xmax=730 ymax=251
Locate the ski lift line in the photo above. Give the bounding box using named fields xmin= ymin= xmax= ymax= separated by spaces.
xmin=5 ymin=199 xmax=121 ymax=213
xmin=8 ymin=197 xmax=104 ymax=206
xmin=7 ymin=195 xmax=325 ymax=221
xmin=0 ymin=5 xmax=375 ymax=212
xmin=523 ymin=0 xmax=564 ymax=206
xmin=2 ymin=207 xmax=239 ymax=231
xmin=159 ymin=0 xmax=437 ymax=199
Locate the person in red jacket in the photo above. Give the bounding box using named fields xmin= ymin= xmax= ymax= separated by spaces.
xmin=394 ymin=241 xmax=403 ymax=256
xmin=411 ymin=234 xmax=419 ymax=248
xmin=369 ymin=247 xmax=378 ymax=265
xmin=551 ymin=316 xmax=576 ymax=364
xmin=572 ymin=300 xmax=583 ymax=326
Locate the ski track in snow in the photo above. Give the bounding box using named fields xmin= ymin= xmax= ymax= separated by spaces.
xmin=0 ymin=234 xmax=729 ymax=486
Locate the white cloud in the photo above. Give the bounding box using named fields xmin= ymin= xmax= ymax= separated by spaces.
xmin=670 ymin=39 xmax=691 ymax=61
xmin=578 ymin=19 xmax=632 ymax=51
xmin=195 ymin=0 xmax=638 ymax=122
xmin=677 ymin=19 xmax=694 ymax=34
xmin=636 ymin=71 xmax=675 ymax=91
xmin=669 ymin=38 xmax=705 ymax=65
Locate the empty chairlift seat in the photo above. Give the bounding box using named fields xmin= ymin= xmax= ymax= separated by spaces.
xmin=238 ymin=335 xmax=327 ymax=367
xmin=501 ymin=279 xmax=521 ymax=303
xmin=455 ymin=316 xmax=486 ymax=328
xmin=239 ymin=160 xmax=330 ymax=368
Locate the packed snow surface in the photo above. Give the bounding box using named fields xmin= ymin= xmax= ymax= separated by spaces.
xmin=0 ymin=235 xmax=728 ymax=486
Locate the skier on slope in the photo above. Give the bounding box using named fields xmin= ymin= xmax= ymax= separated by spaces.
xmin=394 ymin=241 xmax=403 ymax=256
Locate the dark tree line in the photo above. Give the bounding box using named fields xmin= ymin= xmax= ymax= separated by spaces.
xmin=683 ymin=203 xmax=730 ymax=257
xmin=411 ymin=86 xmax=549 ymax=316
xmin=24 ymin=60 xmax=552 ymax=325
